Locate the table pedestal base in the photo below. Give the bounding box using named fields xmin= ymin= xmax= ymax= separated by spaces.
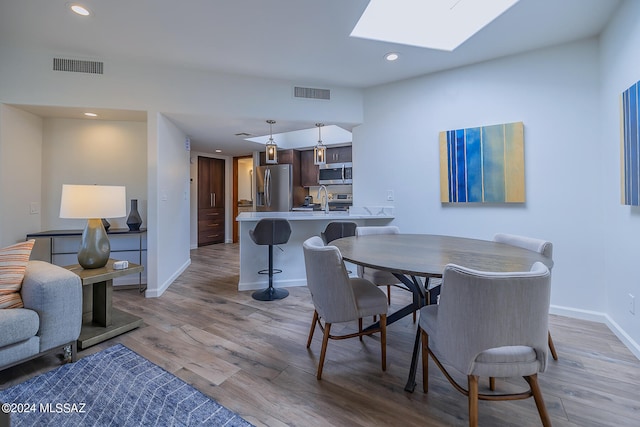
xmin=78 ymin=308 xmax=143 ymax=350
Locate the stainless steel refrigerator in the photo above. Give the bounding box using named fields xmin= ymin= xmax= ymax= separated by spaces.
xmin=255 ymin=164 xmax=293 ymax=212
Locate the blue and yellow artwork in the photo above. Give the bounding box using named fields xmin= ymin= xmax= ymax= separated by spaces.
xmin=439 ymin=121 xmax=525 ymax=203
xmin=622 ymin=81 xmax=640 ymax=206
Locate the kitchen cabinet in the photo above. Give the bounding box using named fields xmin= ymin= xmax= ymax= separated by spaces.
xmin=300 ymin=146 xmax=352 ymax=187
xmin=300 ymin=149 xmax=319 ymax=187
xmin=259 ymin=149 xmax=295 ymax=166
xmin=327 ymin=146 xmax=352 ymax=163
xmin=198 ymin=156 xmax=225 ymax=245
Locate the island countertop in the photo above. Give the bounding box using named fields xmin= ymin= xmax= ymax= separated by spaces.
xmin=236 ymin=208 xmax=394 ymax=222
xmin=236 ymin=208 xmax=394 ymax=291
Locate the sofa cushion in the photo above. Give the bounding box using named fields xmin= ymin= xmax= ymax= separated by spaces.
xmin=0 ymin=239 xmax=35 ymax=309
xmin=0 ymin=308 xmax=39 ymax=347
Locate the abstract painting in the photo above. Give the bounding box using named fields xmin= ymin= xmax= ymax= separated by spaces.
xmin=621 ymin=80 xmax=640 ymax=206
xmin=440 ymin=121 xmax=525 ymax=203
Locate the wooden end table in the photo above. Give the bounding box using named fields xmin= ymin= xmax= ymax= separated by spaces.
xmin=65 ymin=259 xmax=144 ymax=350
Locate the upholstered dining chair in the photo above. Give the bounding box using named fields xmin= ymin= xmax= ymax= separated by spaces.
xmin=493 ymin=233 xmax=558 ymax=361
xmin=419 ymin=262 xmax=552 ymax=427
xmin=354 ymin=225 xmax=412 ymax=309
xmin=302 ymin=236 xmax=388 ymax=380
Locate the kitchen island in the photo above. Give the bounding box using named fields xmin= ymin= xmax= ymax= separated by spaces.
xmin=236 ymin=210 xmax=394 ymax=291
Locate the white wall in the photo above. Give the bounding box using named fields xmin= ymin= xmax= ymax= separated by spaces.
xmin=0 ymin=45 xmax=363 ymax=295
xmin=238 ymin=158 xmax=253 ymax=202
xmin=355 ymin=39 xmax=607 ymax=324
xmin=599 ymin=0 xmax=640 ymax=354
xmin=0 ymin=105 xmax=43 ymax=246
xmin=147 ymin=113 xmax=191 ymax=297
xmin=41 ymin=118 xmax=147 ymax=230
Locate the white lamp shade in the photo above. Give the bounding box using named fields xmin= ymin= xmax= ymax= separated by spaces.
xmin=60 ymin=185 xmax=127 ymax=219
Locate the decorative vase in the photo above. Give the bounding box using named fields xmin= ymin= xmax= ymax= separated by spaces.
xmin=126 ymin=199 xmax=143 ymax=231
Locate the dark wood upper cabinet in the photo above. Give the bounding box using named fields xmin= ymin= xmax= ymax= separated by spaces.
xmin=300 ymin=150 xmax=319 ymax=187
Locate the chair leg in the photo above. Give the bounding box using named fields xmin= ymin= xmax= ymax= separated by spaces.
xmin=387 ymin=285 xmax=391 ymax=304
xmin=489 ymin=376 xmax=496 ymax=391
xmin=525 ymin=374 xmax=552 ymax=427
xmin=380 ymin=314 xmax=387 ymax=371
xmin=468 ymin=375 xmax=479 ymax=427
xmin=317 ymin=322 xmax=332 ymax=380
xmin=548 ymin=331 xmax=558 ymax=361
xmin=421 ymin=328 xmax=429 ymax=393
xmin=359 ymin=318 xmax=363 ymax=341
xmin=307 ymin=310 xmax=318 ymax=348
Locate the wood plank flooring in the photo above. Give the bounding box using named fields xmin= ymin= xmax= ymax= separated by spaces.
xmin=2 ymin=243 xmax=640 ymax=426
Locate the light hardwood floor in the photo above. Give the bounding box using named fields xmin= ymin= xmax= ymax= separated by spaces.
xmin=2 ymin=243 xmax=640 ymax=426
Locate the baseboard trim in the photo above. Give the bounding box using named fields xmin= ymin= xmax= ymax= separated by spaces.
xmin=550 ymin=305 xmax=640 ymax=360
xmin=145 ymin=258 xmax=191 ymax=298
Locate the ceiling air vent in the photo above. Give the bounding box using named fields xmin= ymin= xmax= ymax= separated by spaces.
xmin=294 ymin=86 xmax=330 ymax=100
xmin=53 ymin=58 xmax=104 ymax=74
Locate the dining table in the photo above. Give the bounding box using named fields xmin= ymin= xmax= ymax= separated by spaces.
xmin=331 ymin=233 xmax=553 ymax=392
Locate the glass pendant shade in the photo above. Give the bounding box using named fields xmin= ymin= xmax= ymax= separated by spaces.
xmin=265 ymin=120 xmax=278 ymax=164
xmin=313 ymin=123 xmax=327 ymax=165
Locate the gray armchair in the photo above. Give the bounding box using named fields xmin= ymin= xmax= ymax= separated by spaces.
xmin=493 ymin=233 xmax=558 ymax=360
xmin=302 ymin=236 xmax=388 ymax=379
xmin=419 ymin=262 xmax=552 ymax=427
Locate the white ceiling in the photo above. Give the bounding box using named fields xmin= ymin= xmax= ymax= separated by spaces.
xmin=0 ymin=0 xmax=621 ymax=156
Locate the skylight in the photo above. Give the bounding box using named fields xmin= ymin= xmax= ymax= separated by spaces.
xmin=350 ymin=0 xmax=520 ymax=52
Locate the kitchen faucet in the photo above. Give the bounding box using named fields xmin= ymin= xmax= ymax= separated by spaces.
xmin=317 ymin=185 xmax=329 ymax=213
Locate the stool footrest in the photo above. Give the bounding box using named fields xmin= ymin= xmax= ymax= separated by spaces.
xmin=258 ymin=269 xmax=282 ymax=275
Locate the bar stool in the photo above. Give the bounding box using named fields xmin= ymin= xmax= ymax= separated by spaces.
xmin=250 ymin=218 xmax=292 ymax=301
xmin=320 ymin=221 xmax=357 ymax=244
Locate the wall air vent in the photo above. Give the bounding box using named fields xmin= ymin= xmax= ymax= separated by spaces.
xmin=294 ymin=86 xmax=330 ymax=100
xmin=53 ymin=58 xmax=104 ymax=74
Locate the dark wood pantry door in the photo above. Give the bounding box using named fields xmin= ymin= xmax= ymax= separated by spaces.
xmin=198 ymin=156 xmax=225 ymax=246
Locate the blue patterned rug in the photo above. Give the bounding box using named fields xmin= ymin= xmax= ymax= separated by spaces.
xmin=0 ymin=344 xmax=253 ymax=426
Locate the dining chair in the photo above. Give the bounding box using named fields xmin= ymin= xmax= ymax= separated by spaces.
xmin=354 ymin=225 xmax=410 ymax=305
xmin=493 ymin=233 xmax=558 ymax=361
xmin=302 ymin=236 xmax=388 ymax=380
xmin=420 ymin=262 xmax=552 ymax=427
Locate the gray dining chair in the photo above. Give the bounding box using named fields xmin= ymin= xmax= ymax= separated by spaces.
xmin=493 ymin=233 xmax=558 ymax=361
xmin=302 ymin=236 xmax=388 ymax=380
xmin=419 ymin=262 xmax=552 ymax=427
xmin=355 ymin=226 xmax=417 ymax=318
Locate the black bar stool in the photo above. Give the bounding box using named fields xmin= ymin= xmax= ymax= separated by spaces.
xmin=250 ymin=218 xmax=292 ymax=301
xmin=320 ymin=221 xmax=357 ymax=244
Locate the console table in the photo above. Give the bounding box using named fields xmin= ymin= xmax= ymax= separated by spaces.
xmin=65 ymin=259 xmax=144 ymax=350
xmin=26 ymin=228 xmax=147 ymax=292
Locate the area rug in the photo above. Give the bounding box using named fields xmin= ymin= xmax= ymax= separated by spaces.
xmin=0 ymin=344 xmax=253 ymax=426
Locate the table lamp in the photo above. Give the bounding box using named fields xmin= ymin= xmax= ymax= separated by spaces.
xmin=59 ymin=184 xmax=126 ymax=269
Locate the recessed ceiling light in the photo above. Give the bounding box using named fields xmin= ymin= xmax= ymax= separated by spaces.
xmin=70 ymin=4 xmax=91 ymax=16
xmin=84 ymin=112 xmax=98 ymax=117
xmin=385 ymin=52 xmax=399 ymax=61
xmin=351 ymin=0 xmax=519 ymax=51
xmin=215 ymin=149 xmax=222 ymax=153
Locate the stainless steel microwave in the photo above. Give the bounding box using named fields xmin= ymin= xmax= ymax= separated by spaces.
xmin=318 ymin=162 xmax=353 ymax=185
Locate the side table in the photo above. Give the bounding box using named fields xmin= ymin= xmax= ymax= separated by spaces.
xmin=65 ymin=259 xmax=144 ymax=350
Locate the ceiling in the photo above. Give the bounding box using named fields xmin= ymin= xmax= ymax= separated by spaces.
xmin=0 ymin=0 xmax=621 ymax=156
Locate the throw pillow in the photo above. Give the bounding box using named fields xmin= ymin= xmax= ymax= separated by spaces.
xmin=0 ymin=239 xmax=36 ymax=309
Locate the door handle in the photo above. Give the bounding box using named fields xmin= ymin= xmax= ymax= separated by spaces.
xmin=210 ymin=193 xmax=213 ymax=207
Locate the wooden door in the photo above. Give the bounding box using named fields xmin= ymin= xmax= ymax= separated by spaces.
xmin=198 ymin=156 xmax=225 ymax=246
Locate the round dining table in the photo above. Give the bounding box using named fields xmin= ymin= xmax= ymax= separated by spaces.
xmin=331 ymin=233 xmax=553 ymax=392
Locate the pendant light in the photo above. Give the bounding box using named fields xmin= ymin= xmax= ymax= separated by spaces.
xmin=313 ymin=123 xmax=327 ymax=165
xmin=265 ymin=119 xmax=278 ymax=164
